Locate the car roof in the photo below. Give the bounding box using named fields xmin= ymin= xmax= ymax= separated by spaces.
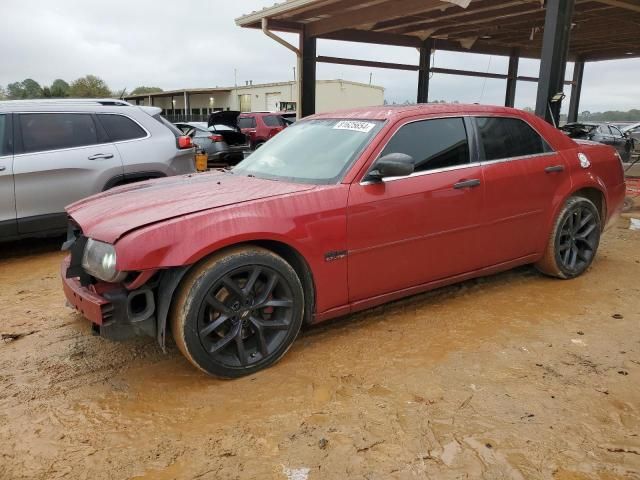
xmin=0 ymin=98 xmax=160 ymax=115
xmin=307 ymin=103 xmax=526 ymax=121
xmin=239 ymin=112 xmax=282 ymax=117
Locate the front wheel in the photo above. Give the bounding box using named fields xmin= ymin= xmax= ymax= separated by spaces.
xmin=535 ymin=196 xmax=601 ymax=279
xmin=170 ymin=246 xmax=304 ymax=378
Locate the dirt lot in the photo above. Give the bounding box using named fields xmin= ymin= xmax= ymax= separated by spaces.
xmin=1 ymin=212 xmax=639 ymax=480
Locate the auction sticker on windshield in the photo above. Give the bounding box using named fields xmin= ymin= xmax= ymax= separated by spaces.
xmin=333 ymin=121 xmax=376 ymax=133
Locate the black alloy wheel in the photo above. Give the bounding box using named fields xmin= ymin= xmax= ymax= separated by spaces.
xmin=536 ymin=196 xmax=601 ymax=279
xmin=171 ymin=246 xmax=304 ymax=378
xmin=197 ymin=265 xmax=294 ymax=368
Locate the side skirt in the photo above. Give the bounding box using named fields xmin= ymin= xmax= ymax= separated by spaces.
xmin=312 ymin=253 xmax=541 ymax=323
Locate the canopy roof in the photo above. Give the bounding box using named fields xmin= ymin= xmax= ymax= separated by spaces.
xmin=237 ymin=0 xmax=640 ymax=61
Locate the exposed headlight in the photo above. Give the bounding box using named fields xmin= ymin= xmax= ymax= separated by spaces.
xmin=81 ymin=238 xmax=126 ymax=283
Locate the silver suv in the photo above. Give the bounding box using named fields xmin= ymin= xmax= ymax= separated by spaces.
xmin=0 ymin=99 xmax=196 ymax=241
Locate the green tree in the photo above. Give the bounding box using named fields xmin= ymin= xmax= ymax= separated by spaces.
xmin=7 ymin=81 xmax=26 ymax=99
xmin=130 ymin=86 xmax=163 ymax=95
xmin=49 ymin=79 xmax=70 ymax=97
xmin=0 ymin=86 xmax=6 ymax=100
xmin=22 ymin=78 xmax=43 ymax=98
xmin=69 ymin=75 xmax=112 ymax=98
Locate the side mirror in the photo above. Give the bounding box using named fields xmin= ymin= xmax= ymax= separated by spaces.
xmin=366 ymin=153 xmax=415 ymax=182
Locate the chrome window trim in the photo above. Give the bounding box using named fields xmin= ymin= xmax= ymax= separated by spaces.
xmin=479 ymin=151 xmax=557 ymax=166
xmin=361 ymin=161 xmax=481 ymax=185
xmin=12 ymin=111 xmax=150 ymax=157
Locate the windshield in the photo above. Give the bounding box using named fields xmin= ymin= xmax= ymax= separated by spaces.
xmin=232 ymin=118 xmax=383 ymax=184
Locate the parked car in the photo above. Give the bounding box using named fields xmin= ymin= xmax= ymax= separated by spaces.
xmin=238 ymin=112 xmax=287 ymax=149
xmin=621 ymin=122 xmax=640 ymax=148
xmin=174 ymin=121 xmax=246 ymax=167
xmin=0 ymin=98 xmax=195 ymax=241
xmin=62 ymin=104 xmax=625 ymax=378
xmin=560 ymin=122 xmax=633 ymax=161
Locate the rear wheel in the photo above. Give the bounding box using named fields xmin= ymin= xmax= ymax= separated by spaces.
xmin=535 ymin=196 xmax=601 ymax=279
xmin=170 ymin=246 xmax=304 ymax=378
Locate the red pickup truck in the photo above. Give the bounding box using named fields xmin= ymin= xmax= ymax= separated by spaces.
xmin=62 ymin=104 xmax=626 ymax=378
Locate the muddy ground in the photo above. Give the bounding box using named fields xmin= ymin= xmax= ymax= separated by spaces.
xmin=1 ymin=213 xmax=639 ymax=480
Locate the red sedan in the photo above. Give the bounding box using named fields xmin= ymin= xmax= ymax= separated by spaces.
xmin=62 ymin=104 xmax=626 ymax=378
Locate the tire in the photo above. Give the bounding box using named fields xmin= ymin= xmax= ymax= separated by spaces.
xmin=170 ymin=246 xmax=304 ymax=378
xmin=535 ymin=196 xmax=601 ymax=279
xmin=254 ymin=141 xmax=265 ymax=150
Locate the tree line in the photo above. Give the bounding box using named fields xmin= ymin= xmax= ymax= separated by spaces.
xmin=0 ymin=75 xmax=164 ymax=100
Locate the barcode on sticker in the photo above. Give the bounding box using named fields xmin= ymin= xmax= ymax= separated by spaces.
xmin=333 ymin=121 xmax=376 ymax=133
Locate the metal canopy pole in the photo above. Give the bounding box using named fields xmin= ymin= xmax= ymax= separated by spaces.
xmin=417 ymin=39 xmax=433 ymax=104
xmin=300 ymin=28 xmax=317 ymax=118
xmin=505 ymin=48 xmax=519 ymax=107
xmin=535 ymin=0 xmax=575 ymax=124
xmin=567 ymin=59 xmax=585 ymax=123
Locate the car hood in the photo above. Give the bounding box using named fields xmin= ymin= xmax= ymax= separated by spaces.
xmin=208 ymin=110 xmax=240 ymax=129
xmin=66 ymin=172 xmax=315 ymax=244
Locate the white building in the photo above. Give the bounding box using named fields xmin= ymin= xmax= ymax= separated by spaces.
xmin=125 ymin=79 xmax=384 ymax=119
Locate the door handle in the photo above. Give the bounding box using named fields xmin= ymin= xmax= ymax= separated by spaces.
xmin=0 ymin=166 xmax=5 ymax=172
xmin=545 ymin=165 xmax=565 ymax=173
xmin=453 ymin=179 xmax=481 ymax=189
xmin=88 ymin=153 xmax=114 ymax=160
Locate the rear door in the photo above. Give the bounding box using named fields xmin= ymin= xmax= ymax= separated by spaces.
xmin=14 ymin=112 xmax=124 ymax=234
xmin=0 ymin=113 xmax=17 ymax=238
xmin=475 ymin=116 xmax=569 ymax=266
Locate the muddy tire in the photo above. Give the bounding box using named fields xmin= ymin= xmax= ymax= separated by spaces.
xmin=170 ymin=246 xmax=304 ymax=378
xmin=535 ymin=196 xmax=601 ymax=279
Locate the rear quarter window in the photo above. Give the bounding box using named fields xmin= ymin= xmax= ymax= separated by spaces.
xmin=153 ymin=114 xmax=182 ymax=137
xmin=476 ymin=117 xmax=552 ymax=161
xmin=19 ymin=113 xmax=99 ymax=153
xmin=97 ymin=114 xmax=147 ymax=142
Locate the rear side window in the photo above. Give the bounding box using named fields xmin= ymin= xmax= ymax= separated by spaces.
xmin=263 ymin=115 xmax=285 ymax=127
xmin=20 ymin=113 xmax=98 ymax=153
xmin=238 ymin=117 xmax=256 ymax=129
xmin=97 ymin=114 xmax=146 ymax=142
xmin=476 ymin=117 xmax=551 ymax=161
xmin=379 ymin=117 xmax=470 ymax=173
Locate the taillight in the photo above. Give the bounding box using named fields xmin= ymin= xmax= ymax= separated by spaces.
xmin=177 ymin=136 xmax=193 ymax=149
xmin=209 ymin=134 xmax=224 ymax=142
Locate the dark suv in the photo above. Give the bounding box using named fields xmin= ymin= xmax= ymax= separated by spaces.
xmin=238 ymin=112 xmax=287 ymax=150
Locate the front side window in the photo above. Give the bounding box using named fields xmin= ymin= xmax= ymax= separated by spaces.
xmin=476 ymin=117 xmax=551 ymax=161
xmin=233 ymin=118 xmax=383 ymax=184
xmin=97 ymin=114 xmax=146 ymax=142
xmin=378 ymin=117 xmax=469 ymax=173
xmin=20 ymin=113 xmax=98 ymax=154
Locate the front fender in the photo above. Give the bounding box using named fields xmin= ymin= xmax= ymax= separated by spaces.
xmin=114 ymin=185 xmax=350 ymax=314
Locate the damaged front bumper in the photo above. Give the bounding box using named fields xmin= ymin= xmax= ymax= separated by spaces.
xmin=61 ymin=256 xmax=157 ymax=341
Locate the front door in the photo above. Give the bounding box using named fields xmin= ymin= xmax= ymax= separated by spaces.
xmin=0 ymin=113 xmax=17 ymax=238
xmin=14 ymin=112 xmax=124 ymax=234
xmin=474 ymin=115 xmax=569 ymax=266
xmin=347 ymin=116 xmax=485 ymax=303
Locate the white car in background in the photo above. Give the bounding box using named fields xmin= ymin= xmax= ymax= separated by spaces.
xmin=0 ymin=99 xmax=196 ymax=241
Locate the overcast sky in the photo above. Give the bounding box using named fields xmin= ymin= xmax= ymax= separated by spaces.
xmin=2 ymin=0 xmax=639 ymax=113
